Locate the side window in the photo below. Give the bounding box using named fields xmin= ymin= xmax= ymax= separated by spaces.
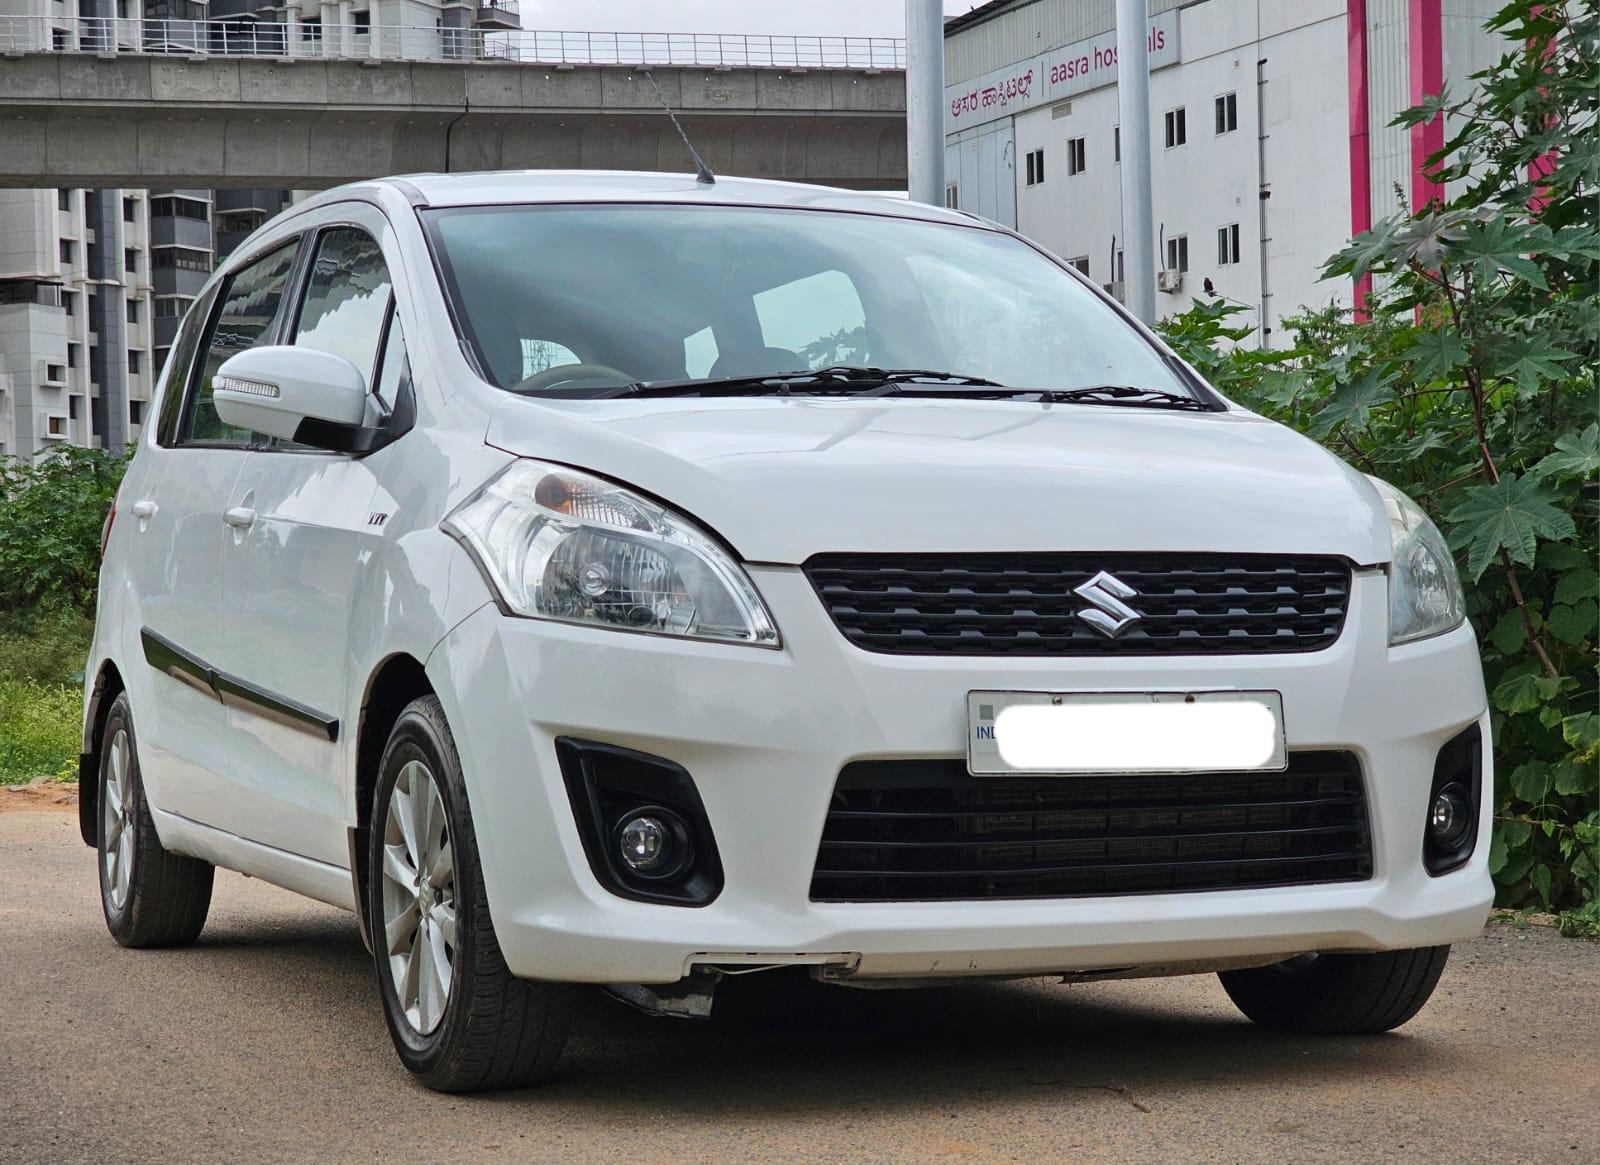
xmin=185 ymin=242 xmax=299 ymax=444
xmin=292 ymin=227 xmax=392 ymax=384
xmin=154 ymin=285 xmax=217 ymax=446
xmin=752 ymin=270 xmax=868 ymax=369
xmin=373 ymin=308 xmax=408 ymax=411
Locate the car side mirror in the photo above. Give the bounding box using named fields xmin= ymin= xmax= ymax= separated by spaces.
xmin=214 ymin=346 xmax=376 ymax=452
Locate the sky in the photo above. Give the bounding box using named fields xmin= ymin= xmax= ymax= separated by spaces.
xmin=518 ymin=1 xmax=983 ymax=37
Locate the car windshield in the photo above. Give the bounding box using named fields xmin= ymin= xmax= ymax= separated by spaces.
xmin=422 ymin=202 xmax=1203 ymax=401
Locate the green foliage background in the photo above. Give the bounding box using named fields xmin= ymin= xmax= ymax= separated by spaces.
xmin=1160 ymin=0 xmax=1598 ymax=935
xmin=0 ymin=450 xmax=123 ymax=783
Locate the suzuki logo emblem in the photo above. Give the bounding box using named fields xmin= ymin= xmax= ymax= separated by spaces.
xmin=1074 ymin=570 xmax=1142 ymax=638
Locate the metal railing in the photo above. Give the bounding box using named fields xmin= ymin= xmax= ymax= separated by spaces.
xmin=0 ymin=17 xmax=905 ymax=69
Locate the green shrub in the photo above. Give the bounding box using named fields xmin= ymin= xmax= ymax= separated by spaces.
xmin=1160 ymin=0 xmax=1597 ymax=934
xmin=0 ymin=677 xmax=81 ymax=785
xmin=0 ymin=445 xmax=126 ymax=615
xmin=0 ymin=608 xmax=94 ymax=688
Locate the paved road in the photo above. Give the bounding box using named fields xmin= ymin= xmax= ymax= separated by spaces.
xmin=2 ymin=797 xmax=1596 ymax=1165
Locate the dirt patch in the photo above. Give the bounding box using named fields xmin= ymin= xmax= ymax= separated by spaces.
xmin=0 ymin=778 xmax=77 ymax=812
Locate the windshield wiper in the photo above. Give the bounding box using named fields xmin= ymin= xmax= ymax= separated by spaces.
xmin=594 ymin=366 xmax=1006 ymax=399
xmin=1036 ymin=384 xmax=1213 ymax=411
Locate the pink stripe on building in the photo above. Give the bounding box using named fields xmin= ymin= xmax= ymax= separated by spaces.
xmin=1408 ymin=0 xmax=1445 ymax=210
xmin=1347 ymin=0 xmax=1373 ymax=319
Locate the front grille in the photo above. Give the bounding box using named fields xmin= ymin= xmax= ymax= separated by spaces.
xmin=803 ymin=553 xmax=1352 ymax=655
xmin=810 ymin=754 xmax=1371 ymax=902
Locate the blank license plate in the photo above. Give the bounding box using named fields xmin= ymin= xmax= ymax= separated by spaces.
xmin=967 ymin=690 xmax=1287 ymax=776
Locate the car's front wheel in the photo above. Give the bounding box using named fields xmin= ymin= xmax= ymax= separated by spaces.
xmin=1219 ymin=946 xmax=1450 ymax=1035
xmin=97 ymin=692 xmax=214 ymax=947
xmin=368 ymin=695 xmax=575 ymax=1092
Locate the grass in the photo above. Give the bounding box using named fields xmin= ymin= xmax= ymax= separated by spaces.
xmin=0 ymin=609 xmax=91 ymax=785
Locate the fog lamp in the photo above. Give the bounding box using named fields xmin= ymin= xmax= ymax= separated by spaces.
xmin=613 ymin=807 xmax=692 ymax=880
xmin=1428 ymin=785 xmax=1472 ymax=848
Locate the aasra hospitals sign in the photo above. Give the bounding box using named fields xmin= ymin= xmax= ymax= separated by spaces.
xmin=946 ymin=11 xmax=1180 ymax=132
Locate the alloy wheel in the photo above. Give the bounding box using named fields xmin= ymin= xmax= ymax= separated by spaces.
xmin=380 ymin=759 xmax=457 ymax=1035
xmin=101 ymin=727 xmax=136 ymax=911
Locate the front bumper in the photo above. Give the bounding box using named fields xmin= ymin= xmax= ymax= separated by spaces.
xmin=427 ymin=567 xmax=1492 ymax=984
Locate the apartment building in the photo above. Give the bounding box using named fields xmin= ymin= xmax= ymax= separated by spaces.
xmin=942 ymin=0 xmax=1504 ymax=345
xmin=0 ymin=0 xmax=517 ymax=457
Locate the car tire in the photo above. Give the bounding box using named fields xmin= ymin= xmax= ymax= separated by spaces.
xmin=1219 ymin=946 xmax=1450 ymax=1035
xmin=368 ymin=695 xmax=576 ymax=1092
xmin=97 ymin=692 xmax=214 ymax=948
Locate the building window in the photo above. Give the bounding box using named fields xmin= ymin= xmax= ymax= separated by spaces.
xmin=1218 ymin=223 xmax=1242 ymax=265
xmin=1164 ymin=106 xmax=1187 ymax=149
xmin=124 ymin=248 xmax=138 ymax=274
xmin=154 ymin=296 xmax=192 ymax=319
xmin=61 ymin=290 xmax=75 ymax=316
xmin=1114 ymin=249 xmax=1125 ymax=283
xmin=1025 ymin=147 xmax=1045 ymax=187
xmin=47 ymin=415 xmax=67 ymax=437
xmin=1215 ymin=92 xmax=1238 ymax=135
xmin=45 ymin=364 xmax=65 ymax=385
xmin=352 ymin=11 xmax=370 ymax=32
xmin=128 ymin=350 xmax=143 ymax=374
xmin=51 ymin=29 xmax=67 ymax=51
xmin=58 ymin=239 xmax=74 ymax=264
xmin=301 ymin=16 xmax=322 ymax=43
xmin=1068 ymin=256 xmax=1091 ymax=276
xmin=148 ymin=196 xmax=209 ymax=222
xmin=130 ymin=399 xmax=145 ymax=426
xmin=57 ymin=189 xmax=71 ymax=213
xmin=152 ymin=247 xmax=213 ymax=273
xmin=122 ymin=196 xmax=138 ymax=223
xmin=68 ymin=396 xmax=78 ymax=420
xmin=126 ymin=298 xmax=139 ymax=324
xmin=1166 ymin=235 xmax=1189 ymax=274
xmin=67 ymin=343 xmax=80 ymax=369
xmin=1066 ymin=136 xmax=1086 ymax=176
xmin=1114 ymin=125 xmax=1120 ymax=163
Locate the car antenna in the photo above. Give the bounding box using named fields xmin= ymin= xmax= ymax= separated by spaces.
xmin=641 ymin=69 xmax=715 ymax=185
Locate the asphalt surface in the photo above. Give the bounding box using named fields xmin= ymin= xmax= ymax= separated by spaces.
xmin=2 ymin=796 xmax=1596 ymax=1165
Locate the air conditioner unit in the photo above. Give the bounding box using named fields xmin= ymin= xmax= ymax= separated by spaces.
xmin=1157 ymin=268 xmax=1184 ymax=293
xmin=1101 ymin=280 xmax=1126 ymax=302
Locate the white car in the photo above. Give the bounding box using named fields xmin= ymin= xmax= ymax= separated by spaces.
xmin=83 ymin=171 xmax=1491 ymax=1092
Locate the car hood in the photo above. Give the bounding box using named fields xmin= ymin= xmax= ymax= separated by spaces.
xmin=485 ymin=396 xmax=1391 ymax=565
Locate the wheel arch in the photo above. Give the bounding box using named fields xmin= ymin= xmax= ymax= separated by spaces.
xmin=78 ymin=659 xmax=126 ymax=847
xmin=349 ymin=652 xmax=435 ymax=951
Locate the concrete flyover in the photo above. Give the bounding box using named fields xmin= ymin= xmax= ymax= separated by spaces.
xmin=0 ymin=55 xmax=908 ymax=190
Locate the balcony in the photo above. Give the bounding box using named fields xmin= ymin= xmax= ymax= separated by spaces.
xmin=475 ymin=0 xmax=519 ymax=30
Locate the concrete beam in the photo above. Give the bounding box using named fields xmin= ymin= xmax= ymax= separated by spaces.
xmin=0 ymin=55 xmax=906 ymax=190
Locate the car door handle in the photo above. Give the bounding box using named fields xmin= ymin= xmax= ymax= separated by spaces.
xmin=130 ymin=500 xmax=158 ymax=520
xmin=223 ymin=506 xmax=257 ymax=530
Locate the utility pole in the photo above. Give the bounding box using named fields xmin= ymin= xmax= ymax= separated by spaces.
xmin=905 ymin=0 xmax=946 ymax=206
xmin=1116 ymin=0 xmax=1156 ymax=324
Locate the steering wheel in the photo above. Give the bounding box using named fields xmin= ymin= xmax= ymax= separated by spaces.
xmin=513 ymin=362 xmax=633 ymax=394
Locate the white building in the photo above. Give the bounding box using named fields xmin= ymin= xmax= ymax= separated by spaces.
xmin=942 ymin=0 xmax=1504 ymax=345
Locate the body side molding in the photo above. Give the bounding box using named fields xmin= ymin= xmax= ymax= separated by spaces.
xmin=139 ymin=626 xmax=339 ymax=742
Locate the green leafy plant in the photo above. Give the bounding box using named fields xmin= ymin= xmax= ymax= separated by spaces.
xmin=1162 ymin=0 xmax=1597 ymax=933
xmin=0 ymin=445 xmax=126 ymax=616
xmin=0 ymin=677 xmax=81 ymax=785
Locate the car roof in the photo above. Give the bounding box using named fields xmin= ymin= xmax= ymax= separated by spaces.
xmin=296 ymin=170 xmax=981 ymax=228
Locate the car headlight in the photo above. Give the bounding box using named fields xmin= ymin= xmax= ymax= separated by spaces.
xmin=444 ymin=460 xmax=780 ymax=647
xmin=1367 ymin=476 xmax=1465 ymax=645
